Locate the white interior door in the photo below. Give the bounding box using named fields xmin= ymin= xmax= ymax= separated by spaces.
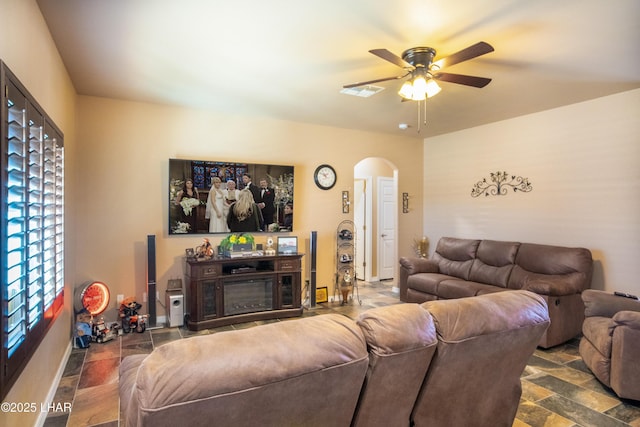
xmin=377 ymin=177 xmax=396 ymax=280
xmin=353 ymin=178 xmax=369 ymax=281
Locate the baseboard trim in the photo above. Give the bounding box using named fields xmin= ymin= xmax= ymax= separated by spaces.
xmin=36 ymin=342 xmax=72 ymax=427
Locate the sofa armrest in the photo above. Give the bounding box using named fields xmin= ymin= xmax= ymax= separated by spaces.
xmin=583 ymin=289 xmax=640 ymax=318
xmin=399 ymin=257 xmax=439 ymax=302
xmin=610 ymin=314 xmax=640 ymax=400
xmin=612 ymin=310 xmax=640 ymax=329
xmin=522 ymin=278 xmax=581 ymax=296
xmin=399 ymin=257 xmax=439 ymax=275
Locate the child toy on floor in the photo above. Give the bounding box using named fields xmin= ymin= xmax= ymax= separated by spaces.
xmin=74 ymin=308 xmax=93 ymax=348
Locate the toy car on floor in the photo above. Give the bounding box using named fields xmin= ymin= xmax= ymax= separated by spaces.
xmin=119 ymin=297 xmax=149 ymax=333
xmin=92 ymin=318 xmax=120 ymax=343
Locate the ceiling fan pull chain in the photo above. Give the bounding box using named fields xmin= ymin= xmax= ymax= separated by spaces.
xmin=423 ymin=99 xmax=427 ymax=126
xmin=417 ymin=99 xmax=428 ymax=133
xmin=417 ymin=99 xmax=422 ymax=133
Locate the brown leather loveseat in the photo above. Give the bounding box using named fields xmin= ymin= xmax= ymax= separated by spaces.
xmin=120 ymin=290 xmax=549 ymax=427
xmin=399 ymin=237 xmax=593 ymax=348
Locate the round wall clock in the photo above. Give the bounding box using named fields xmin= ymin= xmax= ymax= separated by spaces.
xmin=314 ymin=164 xmax=337 ymax=190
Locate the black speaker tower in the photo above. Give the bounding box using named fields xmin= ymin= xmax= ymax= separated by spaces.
xmin=147 ymin=235 xmax=157 ymax=328
xmin=309 ymin=231 xmax=317 ymax=307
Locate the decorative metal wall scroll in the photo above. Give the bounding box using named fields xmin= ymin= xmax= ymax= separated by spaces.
xmin=471 ymin=171 xmax=532 ymax=197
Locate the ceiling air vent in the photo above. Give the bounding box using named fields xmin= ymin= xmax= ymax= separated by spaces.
xmin=340 ymin=85 xmax=384 ymax=98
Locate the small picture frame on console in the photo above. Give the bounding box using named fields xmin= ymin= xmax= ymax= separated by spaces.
xmin=316 ymin=287 xmax=328 ymax=304
xmin=277 ymin=236 xmax=298 ymax=255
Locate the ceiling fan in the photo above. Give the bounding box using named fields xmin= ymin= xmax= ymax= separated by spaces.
xmin=344 ymin=41 xmax=494 ymax=101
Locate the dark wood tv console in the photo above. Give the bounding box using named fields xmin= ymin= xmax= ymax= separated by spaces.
xmin=185 ymin=254 xmax=304 ymax=330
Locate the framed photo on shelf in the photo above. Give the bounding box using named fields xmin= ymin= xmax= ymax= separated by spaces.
xmin=316 ymin=286 xmax=328 ymax=304
xmin=277 ymin=236 xmax=298 ymax=255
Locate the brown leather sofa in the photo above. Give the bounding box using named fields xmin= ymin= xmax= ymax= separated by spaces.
xmin=399 ymin=237 xmax=593 ymax=348
xmin=120 ymin=290 xmax=549 ymax=427
xmin=579 ymin=289 xmax=640 ymax=401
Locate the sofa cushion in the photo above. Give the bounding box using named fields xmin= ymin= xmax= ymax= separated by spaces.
xmin=583 ymin=290 xmax=640 ymax=318
xmin=582 ymin=317 xmax=615 ymax=358
xmin=432 ymin=256 xmax=475 ymax=280
xmin=357 ymin=304 xmax=437 ymax=355
xmin=406 ymin=288 xmax=438 ymax=303
xmin=432 ymin=237 xmax=480 ymax=280
xmin=469 ymin=261 xmax=513 ymax=288
xmin=437 ymin=279 xmax=505 ymax=299
xmin=579 ymin=336 xmax=612 ymax=387
xmin=508 ymin=243 xmax=593 ymax=292
xmin=406 ymin=273 xmax=450 ymax=296
xmin=353 ymin=304 xmax=437 ymax=427
xmin=468 ymin=240 xmax=519 ymax=288
xmin=434 ymin=237 xmax=481 ymax=261
xmin=476 ymin=239 xmax=520 ymax=266
xmin=516 ymin=243 xmax=592 ymax=274
xmin=119 ymin=354 xmax=146 ymax=398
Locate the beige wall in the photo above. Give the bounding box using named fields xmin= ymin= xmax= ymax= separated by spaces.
xmin=74 ymin=96 xmax=424 ymax=315
xmin=423 ymin=89 xmax=640 ymax=294
xmin=1 ymin=1 xmax=77 ymax=426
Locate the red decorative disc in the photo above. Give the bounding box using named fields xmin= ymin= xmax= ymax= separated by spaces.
xmin=80 ymin=281 xmax=110 ymax=315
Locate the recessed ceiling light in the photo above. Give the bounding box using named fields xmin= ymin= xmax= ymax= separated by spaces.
xmin=398 ymin=123 xmax=409 ymax=130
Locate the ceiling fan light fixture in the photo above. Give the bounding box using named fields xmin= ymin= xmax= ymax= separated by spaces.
xmin=398 ymin=81 xmax=414 ymax=99
xmin=398 ymin=74 xmax=439 ymax=101
xmin=425 ymin=79 xmax=441 ymax=98
xmin=412 ymin=75 xmax=428 ymax=94
xmin=411 ymin=90 xmax=426 ymax=101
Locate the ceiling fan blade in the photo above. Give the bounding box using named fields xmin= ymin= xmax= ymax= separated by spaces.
xmin=432 ymin=41 xmax=494 ymax=70
xmin=369 ymin=49 xmax=413 ymax=69
xmin=434 ymin=72 xmax=492 ymax=88
xmin=343 ymin=73 xmax=408 ymax=89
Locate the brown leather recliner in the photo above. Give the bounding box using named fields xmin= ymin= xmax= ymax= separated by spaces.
xmin=352 ymin=304 xmax=437 ymax=427
xmin=413 ymin=290 xmax=550 ymax=427
xmin=579 ymin=289 xmax=640 ymax=401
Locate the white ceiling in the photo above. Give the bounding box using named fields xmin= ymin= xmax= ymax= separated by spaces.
xmin=36 ymin=0 xmax=640 ymax=139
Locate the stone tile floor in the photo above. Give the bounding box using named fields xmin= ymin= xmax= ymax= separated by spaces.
xmin=44 ymin=281 xmax=639 ymax=426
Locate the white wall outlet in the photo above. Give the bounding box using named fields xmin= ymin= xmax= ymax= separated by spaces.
xmin=117 ymin=294 xmax=124 ymax=304
xmin=142 ymin=292 xmax=147 ymax=302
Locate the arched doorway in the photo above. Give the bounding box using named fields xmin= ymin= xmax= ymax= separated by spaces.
xmin=354 ymin=158 xmax=398 ymax=283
